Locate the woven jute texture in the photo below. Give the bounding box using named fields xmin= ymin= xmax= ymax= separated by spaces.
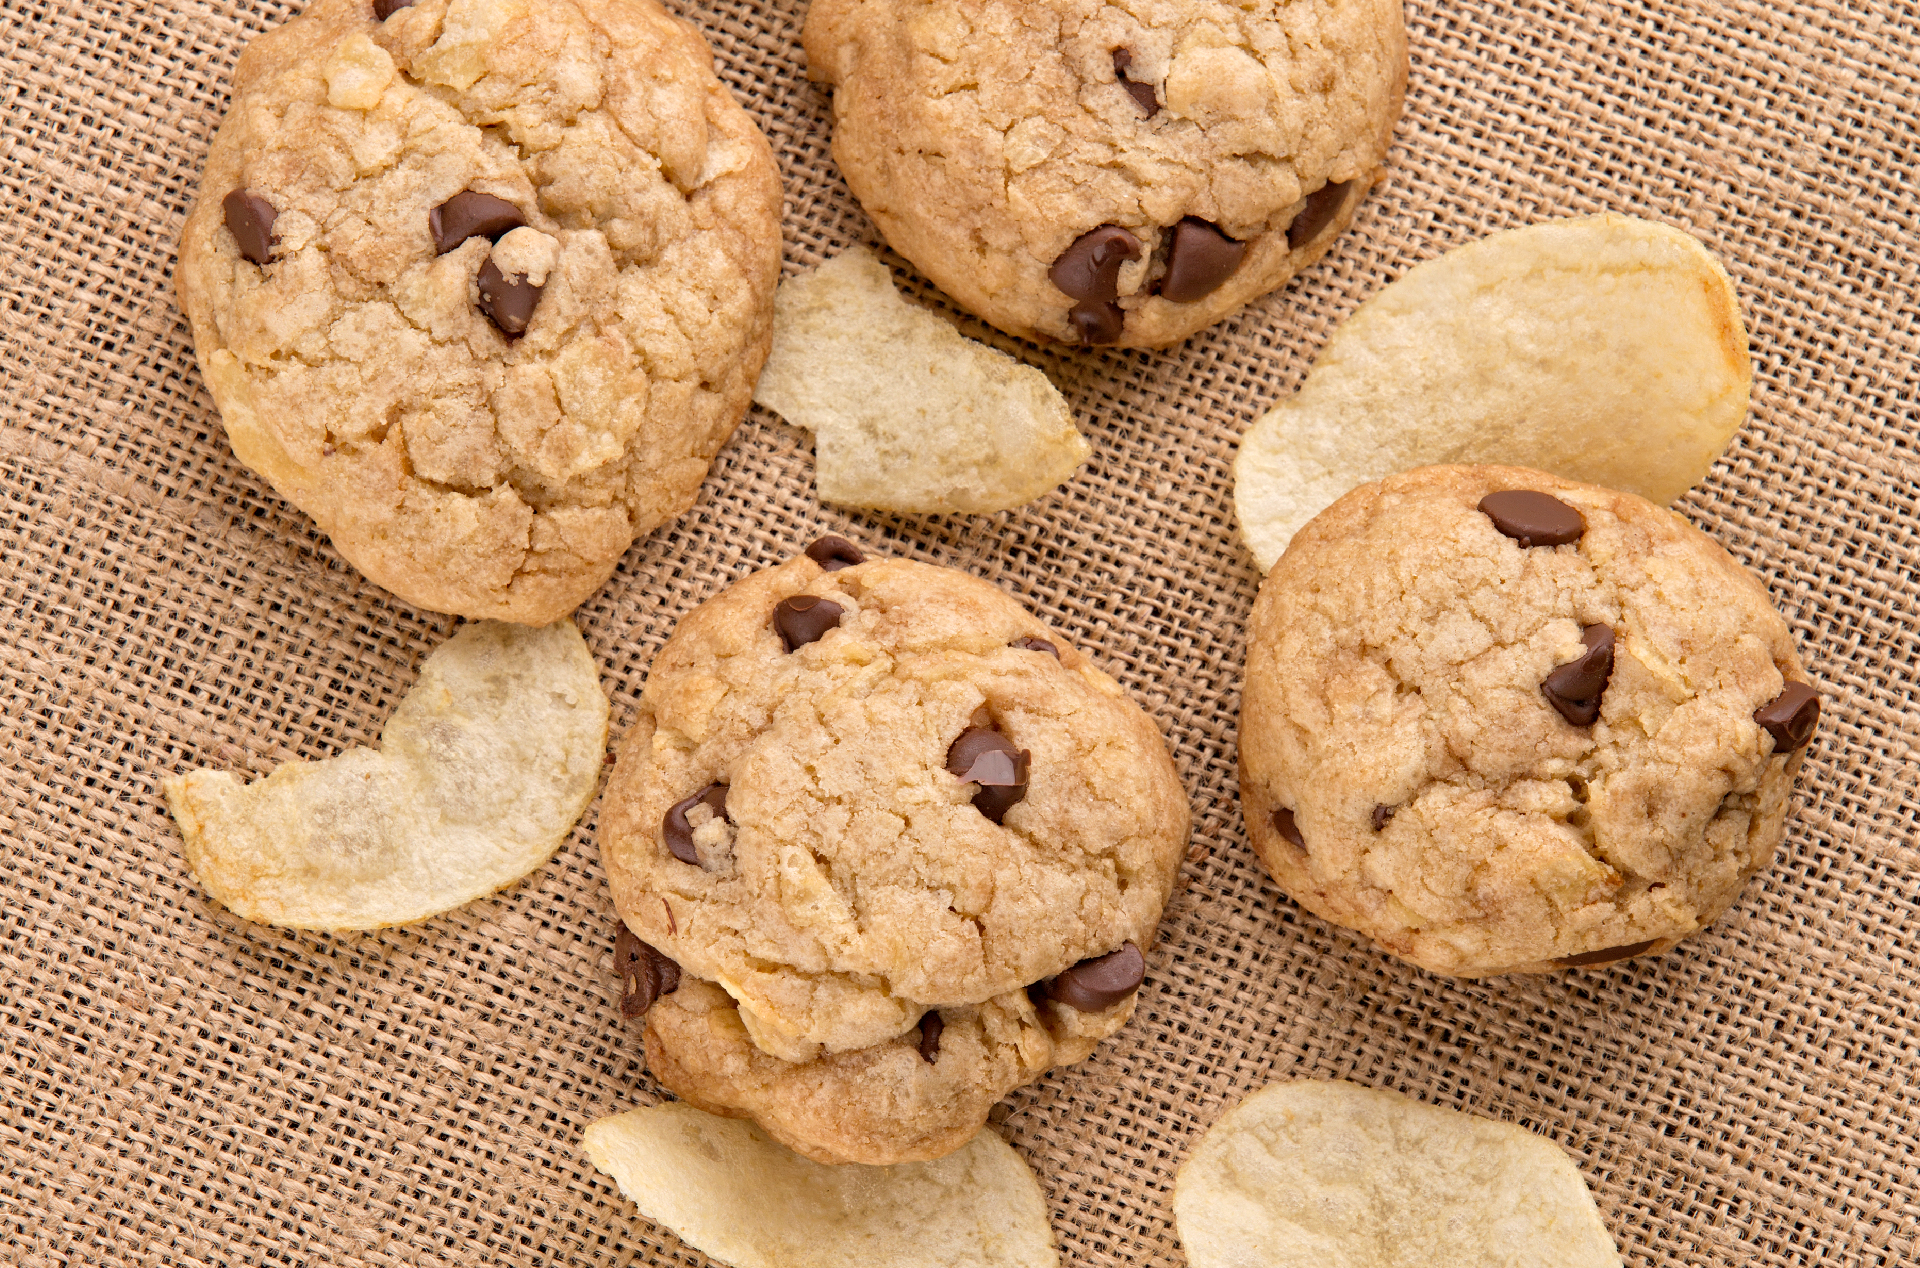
xmin=3 ymin=0 xmax=1916 ymax=1264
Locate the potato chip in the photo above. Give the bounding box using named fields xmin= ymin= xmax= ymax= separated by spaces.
xmin=1175 ymin=1080 xmax=1622 ymax=1268
xmin=582 ymin=1102 xmax=1059 ymax=1268
xmin=164 ymin=620 xmax=607 ymax=931
xmin=1235 ymin=214 xmax=1750 ymax=571
xmin=753 ymin=247 xmax=1090 ymax=514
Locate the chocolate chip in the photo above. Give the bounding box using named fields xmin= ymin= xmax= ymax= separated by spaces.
xmin=1478 ymin=490 xmax=1586 ymax=547
xmin=663 ymin=783 xmax=728 ymax=866
xmin=1754 ymin=681 xmax=1820 ymax=752
xmin=1010 ymin=637 xmax=1059 ymax=658
xmin=774 ymin=594 xmax=843 ymax=652
xmin=1050 ymin=224 xmax=1141 ymax=303
xmin=1556 ymin=938 xmax=1658 ymax=968
xmin=1542 ymin=624 xmax=1616 ymax=727
xmin=374 ymin=0 xmax=417 ymax=20
xmin=1068 ymin=300 xmax=1126 ymax=345
xmin=947 ymin=727 xmax=1031 ymax=823
xmin=1047 ymin=942 xmax=1145 ymax=1012
xmin=222 ymin=189 xmax=278 ymax=265
xmin=1285 ymin=180 xmax=1352 ymax=250
xmin=917 ymin=1011 xmax=943 ymax=1063
xmin=1160 ymin=218 xmax=1247 ymax=303
xmin=1371 ymin=803 xmax=1396 ymax=833
xmin=1111 ymin=49 xmax=1159 ymax=117
xmin=804 ymin=535 xmax=865 ymax=571
xmin=1272 ymin=806 xmax=1305 ymax=849
xmin=476 ymin=256 xmax=542 ymax=335
xmin=614 ymin=924 xmax=681 ymax=1017
xmin=430 ymin=190 xmax=525 ymax=255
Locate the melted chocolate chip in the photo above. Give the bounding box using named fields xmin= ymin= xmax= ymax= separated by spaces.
xmin=1556 ymin=938 xmax=1658 ymax=969
xmin=1160 ymin=218 xmax=1247 ymax=303
xmin=947 ymin=727 xmax=1031 ymax=823
xmin=1542 ymin=624 xmax=1616 ymax=727
xmin=1478 ymin=490 xmax=1586 ymax=547
xmin=804 ymin=535 xmax=865 ymax=571
xmin=476 ymin=256 xmax=542 ymax=335
xmin=614 ymin=924 xmax=681 ymax=1017
xmin=1010 ymin=636 xmax=1059 ymax=658
xmin=1111 ymin=49 xmax=1159 ymax=117
xmin=663 ymin=783 xmax=728 ymax=865
xmin=1370 ymin=803 xmax=1397 ymax=833
xmin=1048 ymin=942 xmax=1145 ymax=1011
xmin=1068 ymin=300 xmax=1126 ymax=345
xmin=222 ymin=189 xmax=278 ymax=265
xmin=1272 ymin=806 xmax=1305 ymax=849
xmin=431 ymin=190 xmax=525 ymax=255
xmin=1050 ymin=225 xmax=1141 ymax=303
xmin=917 ymin=1011 xmax=944 ymax=1063
xmin=374 ymin=0 xmax=417 ymax=17
xmin=1285 ymin=180 xmax=1352 ymax=250
xmin=1754 ymin=681 xmax=1820 ymax=752
xmin=774 ymin=594 xmax=843 ymax=651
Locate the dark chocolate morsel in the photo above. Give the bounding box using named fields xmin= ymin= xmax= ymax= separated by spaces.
xmin=1050 ymin=224 xmax=1142 ymax=303
xmin=431 ymin=190 xmax=525 ymax=255
xmin=476 ymin=256 xmax=542 ymax=335
xmin=663 ymin=783 xmax=729 ymax=865
xmin=1285 ymin=180 xmax=1352 ymax=250
xmin=1542 ymin=624 xmax=1616 ymax=727
xmin=1556 ymin=938 xmax=1658 ymax=968
xmin=917 ymin=1011 xmax=944 ymax=1064
xmin=374 ymin=0 xmax=417 ymax=20
xmin=1754 ymin=681 xmax=1820 ymax=752
xmin=1370 ymin=803 xmax=1396 ymax=833
xmin=1160 ymin=218 xmax=1247 ymax=303
xmin=947 ymin=727 xmax=1031 ymax=823
xmin=1047 ymin=941 xmax=1145 ymax=1012
xmin=1010 ymin=636 xmax=1059 ymax=659
xmin=614 ymin=924 xmax=681 ymax=1017
xmin=1272 ymin=806 xmax=1305 ymax=849
xmin=1068 ymin=299 xmax=1126 ymax=345
xmin=1478 ymin=490 xmax=1587 ymax=547
xmin=222 ymin=189 xmax=279 ymax=265
xmin=804 ymin=535 xmax=865 ymax=571
xmin=774 ymin=594 xmax=844 ymax=652
xmin=1111 ymin=49 xmax=1159 ymax=116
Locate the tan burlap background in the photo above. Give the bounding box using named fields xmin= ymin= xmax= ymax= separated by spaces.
xmin=3 ymin=0 xmax=1916 ymax=1263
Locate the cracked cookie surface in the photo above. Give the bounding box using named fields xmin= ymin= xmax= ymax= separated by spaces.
xmin=600 ymin=550 xmax=1191 ymax=1063
xmin=803 ymin=0 xmax=1406 ymax=348
xmin=1240 ymin=465 xmax=1814 ymax=976
xmin=176 ymin=0 xmax=781 ymax=622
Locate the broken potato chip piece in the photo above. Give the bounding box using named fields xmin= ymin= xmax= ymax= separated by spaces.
xmin=1235 ymin=214 xmax=1751 ymax=571
xmin=753 ymin=246 xmax=1091 ymax=514
xmin=1175 ymin=1080 xmax=1622 ymax=1268
xmin=582 ymin=1102 xmax=1059 ymax=1268
xmin=165 ymin=619 xmax=607 ymax=931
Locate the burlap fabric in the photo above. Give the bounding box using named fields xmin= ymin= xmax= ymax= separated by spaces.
xmin=3 ymin=0 xmax=1915 ymax=1263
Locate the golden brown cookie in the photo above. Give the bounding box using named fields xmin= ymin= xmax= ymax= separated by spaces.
xmin=1240 ymin=466 xmax=1820 ymax=976
xmin=804 ymin=0 xmax=1407 ymax=348
xmin=175 ymin=0 xmax=781 ymax=623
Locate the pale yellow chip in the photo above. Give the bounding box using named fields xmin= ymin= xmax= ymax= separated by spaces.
xmin=1174 ymin=1081 xmax=1622 ymax=1268
xmin=1235 ymin=214 xmax=1751 ymax=571
xmin=753 ymin=247 xmax=1090 ymax=514
xmin=164 ymin=620 xmax=607 ymax=931
xmin=582 ymin=1102 xmax=1060 ymax=1268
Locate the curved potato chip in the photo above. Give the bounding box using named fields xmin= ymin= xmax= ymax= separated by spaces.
xmin=582 ymin=1103 xmax=1059 ymax=1268
xmin=753 ymin=247 xmax=1090 ymax=514
xmin=1175 ymin=1080 xmax=1622 ymax=1268
xmin=164 ymin=620 xmax=607 ymax=930
xmin=1235 ymin=214 xmax=1750 ymax=571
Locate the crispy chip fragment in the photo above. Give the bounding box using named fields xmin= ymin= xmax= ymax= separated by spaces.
xmin=164 ymin=620 xmax=607 ymax=930
xmin=1235 ymin=214 xmax=1751 ymax=571
xmin=1175 ymin=1081 xmax=1622 ymax=1268
xmin=753 ymin=247 xmax=1091 ymax=514
xmin=582 ymin=1102 xmax=1059 ymax=1268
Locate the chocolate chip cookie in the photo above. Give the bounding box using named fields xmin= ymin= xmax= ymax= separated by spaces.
xmin=1240 ymin=466 xmax=1820 ymax=977
xmin=599 ymin=538 xmax=1191 ymax=1162
xmin=803 ymin=0 xmax=1406 ymax=348
xmin=176 ymin=0 xmax=781 ymax=623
